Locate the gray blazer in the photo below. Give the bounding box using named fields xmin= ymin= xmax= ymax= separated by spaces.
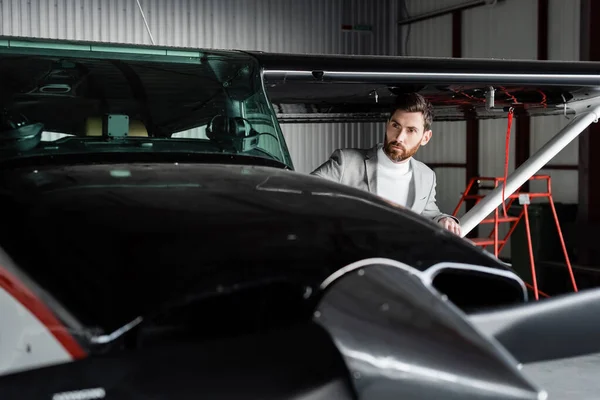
xmin=311 ymin=144 xmax=458 ymax=224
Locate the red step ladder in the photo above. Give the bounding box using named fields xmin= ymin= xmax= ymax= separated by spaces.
xmin=453 ymin=175 xmax=578 ymax=300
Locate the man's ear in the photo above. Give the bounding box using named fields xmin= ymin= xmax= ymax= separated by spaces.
xmin=421 ymin=130 xmax=432 ymax=145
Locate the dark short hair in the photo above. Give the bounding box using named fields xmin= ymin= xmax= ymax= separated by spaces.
xmin=389 ymin=93 xmax=434 ymax=131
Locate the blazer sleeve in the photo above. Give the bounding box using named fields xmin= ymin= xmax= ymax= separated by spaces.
xmin=422 ymin=172 xmax=460 ymax=224
xmin=310 ymin=149 xmax=344 ymax=183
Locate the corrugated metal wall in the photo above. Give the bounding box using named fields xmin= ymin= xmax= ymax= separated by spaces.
xmin=1 ymin=0 xmax=583 ymax=256
xmin=402 ymin=0 xmax=580 ymax=205
xmin=403 ymin=0 xmax=581 ymax=257
xmin=0 ymin=0 xmax=400 ymax=175
xmin=0 ymin=0 xmax=399 ymax=52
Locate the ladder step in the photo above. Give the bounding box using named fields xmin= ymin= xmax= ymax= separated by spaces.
xmin=478 ymin=186 xmax=499 ymax=190
xmin=471 ymin=238 xmax=507 ymax=246
xmin=463 ymin=194 xmax=522 ymax=200
xmin=480 ymin=216 xmax=520 ymax=224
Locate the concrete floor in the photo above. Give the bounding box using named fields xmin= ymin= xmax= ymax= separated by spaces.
xmin=522 ymin=353 xmax=600 ymax=399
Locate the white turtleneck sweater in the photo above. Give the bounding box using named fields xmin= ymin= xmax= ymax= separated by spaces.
xmin=376 ymin=147 xmax=415 ymax=207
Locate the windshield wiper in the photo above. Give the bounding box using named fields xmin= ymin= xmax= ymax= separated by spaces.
xmin=246 ymin=146 xmax=283 ymax=163
xmin=89 ymin=316 xmax=144 ymax=345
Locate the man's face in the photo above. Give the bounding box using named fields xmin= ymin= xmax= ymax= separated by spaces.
xmin=383 ymin=110 xmax=432 ymax=162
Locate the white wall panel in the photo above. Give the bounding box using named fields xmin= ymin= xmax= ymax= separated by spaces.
xmin=405 ymin=14 xmax=452 ymax=57
xmin=417 ymin=121 xmax=466 ymax=217
xmin=432 ymin=167 xmax=466 ymax=217
xmin=529 ymin=170 xmax=578 ymax=204
xmin=531 ymin=115 xmax=578 ymax=166
xmin=282 ymin=122 xmax=384 ymax=174
xmin=407 ymin=0 xmax=469 ymax=15
xmin=404 ymin=0 xmax=455 ymax=57
xmin=417 ymin=121 xmax=466 ymax=164
xmin=529 ymin=115 xmax=578 ymax=204
xmin=463 ymin=0 xmax=537 ymax=59
xmin=478 ymin=118 xmax=516 ymax=178
xmin=548 ymin=0 xmax=580 ymax=61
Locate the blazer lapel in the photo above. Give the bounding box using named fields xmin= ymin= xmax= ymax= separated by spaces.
xmin=364 ymin=145 xmax=379 ymax=194
xmin=409 ymin=158 xmax=426 ymax=210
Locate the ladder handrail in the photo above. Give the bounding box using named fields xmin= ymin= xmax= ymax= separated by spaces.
xmin=452 ymin=175 xmax=577 ymax=300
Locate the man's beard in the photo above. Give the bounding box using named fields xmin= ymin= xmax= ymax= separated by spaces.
xmin=383 ymin=139 xmax=421 ymax=162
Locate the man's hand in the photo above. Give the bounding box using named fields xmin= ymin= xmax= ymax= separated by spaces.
xmin=439 ymin=217 xmax=461 ymax=236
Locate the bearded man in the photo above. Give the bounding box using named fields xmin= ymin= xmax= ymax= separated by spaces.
xmin=311 ymin=92 xmax=461 ymax=235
